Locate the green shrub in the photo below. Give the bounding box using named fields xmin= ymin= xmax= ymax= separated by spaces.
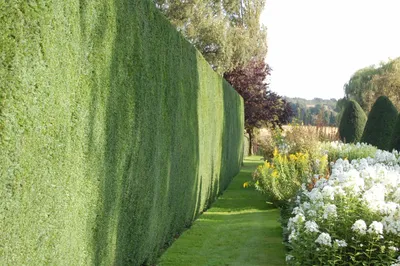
xmin=252 ymin=150 xmax=328 ymax=207
xmin=257 ymin=125 xmax=321 ymax=161
xmin=390 ymin=114 xmax=400 ymax=151
xmin=338 ymin=100 xmax=367 ymax=143
xmin=319 ymin=142 xmax=377 ymax=162
xmin=0 ymin=1 xmax=243 ymax=265
xmin=255 ymin=128 xmax=276 ymax=160
xmin=284 ymin=125 xmax=321 ymax=155
xmin=361 ymin=96 xmax=398 ymax=150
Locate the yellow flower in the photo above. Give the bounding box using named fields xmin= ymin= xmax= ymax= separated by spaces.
xmin=243 ymin=182 xmax=249 ymax=188
xmin=271 ymin=170 xmax=279 ymax=178
xmin=273 ymin=147 xmax=279 ymax=157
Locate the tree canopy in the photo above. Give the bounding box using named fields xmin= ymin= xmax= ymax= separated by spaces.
xmin=344 ymin=58 xmax=400 ymax=112
xmin=154 ymin=0 xmax=267 ymax=73
xmin=224 ymin=60 xmax=293 ymax=154
xmin=154 ymin=0 xmax=293 ymax=156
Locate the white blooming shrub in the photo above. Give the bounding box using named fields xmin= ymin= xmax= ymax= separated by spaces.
xmin=284 ymin=148 xmax=400 ymax=265
xmin=320 ymin=141 xmax=377 ymax=162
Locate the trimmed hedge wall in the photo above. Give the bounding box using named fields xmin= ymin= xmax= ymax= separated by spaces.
xmin=243 ymin=134 xmax=250 ymax=157
xmin=0 ymin=1 xmax=244 ymax=265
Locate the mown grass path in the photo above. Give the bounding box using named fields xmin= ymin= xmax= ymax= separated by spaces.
xmin=158 ymin=156 xmax=286 ymax=266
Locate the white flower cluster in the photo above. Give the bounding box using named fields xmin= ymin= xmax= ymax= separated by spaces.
xmin=373 ymin=149 xmax=400 ymax=166
xmin=323 ymin=141 xmax=400 ymax=166
xmin=315 ymin=232 xmax=332 ymax=246
xmin=286 ymin=146 xmax=400 ymax=264
xmin=368 ymin=221 xmax=384 ymax=235
xmin=305 ymin=220 xmax=319 ymax=233
xmin=351 ymin=219 xmax=385 ymax=235
xmin=351 ymin=219 xmax=367 ymax=235
xmin=391 ymin=256 xmax=400 ymax=266
xmin=324 ymin=141 xmax=374 ymax=151
xmin=312 ymin=158 xmax=400 ymax=231
xmin=320 ymin=141 xmax=377 ymax=159
xmin=334 ymin=239 xmax=347 ymax=247
xmin=278 ymin=143 xmax=291 ymax=155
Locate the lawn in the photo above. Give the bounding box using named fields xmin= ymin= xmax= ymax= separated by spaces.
xmin=158 ymin=156 xmax=286 ymax=266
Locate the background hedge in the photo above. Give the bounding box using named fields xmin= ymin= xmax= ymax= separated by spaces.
xmin=390 ymin=114 xmax=400 ymax=151
xmin=361 ymin=96 xmax=398 ymax=150
xmin=338 ymin=100 xmax=367 ymax=143
xmin=0 ymin=1 xmax=244 ymax=265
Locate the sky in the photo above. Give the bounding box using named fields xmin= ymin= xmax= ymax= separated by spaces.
xmin=260 ymin=0 xmax=400 ymax=100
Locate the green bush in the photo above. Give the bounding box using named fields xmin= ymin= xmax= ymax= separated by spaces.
xmin=256 ymin=129 xmax=276 ymax=160
xmin=361 ymin=96 xmax=398 ymax=150
xmin=319 ymin=142 xmax=377 ymax=162
xmin=257 ymin=125 xmax=321 ymax=161
xmin=252 ymin=150 xmax=328 ymax=207
xmin=284 ymin=125 xmax=321 ymax=155
xmin=338 ymin=100 xmax=367 ymax=143
xmin=0 ymin=1 xmax=243 ymax=265
xmin=390 ymin=114 xmax=400 ymax=151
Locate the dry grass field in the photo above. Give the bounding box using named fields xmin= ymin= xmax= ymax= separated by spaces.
xmin=282 ymin=125 xmax=339 ymax=141
xmin=259 ymin=125 xmax=338 ymax=142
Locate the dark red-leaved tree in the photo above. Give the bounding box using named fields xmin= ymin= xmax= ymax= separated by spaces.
xmin=224 ymin=60 xmax=293 ymax=155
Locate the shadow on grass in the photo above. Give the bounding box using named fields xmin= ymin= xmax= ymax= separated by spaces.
xmin=199 ymin=211 xmax=283 ymax=235
xmin=209 ymin=157 xmax=275 ymax=212
xmin=217 ymin=78 xmax=244 ymax=198
xmin=158 ymin=156 xmax=286 ymax=266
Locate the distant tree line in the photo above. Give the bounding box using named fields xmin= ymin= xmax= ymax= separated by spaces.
xmin=286 ymin=58 xmax=400 ymax=128
xmin=285 ymin=98 xmax=338 ymax=126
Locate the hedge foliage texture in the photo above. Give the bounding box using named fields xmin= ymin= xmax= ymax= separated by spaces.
xmin=338 ymin=100 xmax=367 ymax=143
xmin=361 ymin=96 xmax=398 ymax=150
xmin=0 ymin=1 xmax=244 ymax=265
xmin=390 ymin=114 xmax=400 ymax=152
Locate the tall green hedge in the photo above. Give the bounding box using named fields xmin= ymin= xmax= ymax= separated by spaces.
xmin=361 ymin=96 xmax=398 ymax=150
xmin=243 ymin=134 xmax=250 ymax=157
xmin=0 ymin=1 xmax=244 ymax=265
xmin=390 ymin=114 xmax=400 ymax=151
xmin=338 ymin=100 xmax=367 ymax=143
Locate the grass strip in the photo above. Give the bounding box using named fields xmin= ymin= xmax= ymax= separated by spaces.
xmin=158 ymin=156 xmax=286 ymax=266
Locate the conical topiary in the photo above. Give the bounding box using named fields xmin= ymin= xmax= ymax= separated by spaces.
xmin=390 ymin=114 xmax=400 ymax=151
xmin=338 ymin=100 xmax=367 ymax=143
xmin=361 ymin=96 xmax=398 ymax=150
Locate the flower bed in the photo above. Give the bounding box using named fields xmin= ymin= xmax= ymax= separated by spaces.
xmin=284 ymin=154 xmax=400 ymax=265
xmin=320 ymin=141 xmax=377 ymax=162
xmin=252 ymin=149 xmax=328 ymax=206
xmin=250 ymin=140 xmax=400 ymax=265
